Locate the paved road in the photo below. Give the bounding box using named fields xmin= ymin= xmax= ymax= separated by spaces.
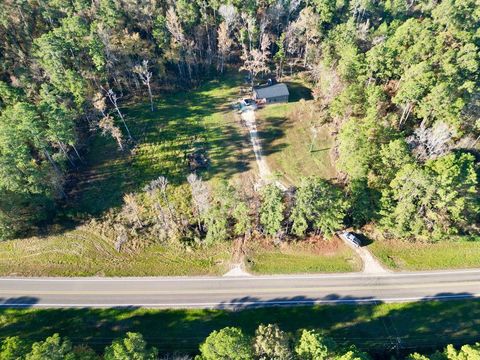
xmin=0 ymin=270 xmax=479 ymax=308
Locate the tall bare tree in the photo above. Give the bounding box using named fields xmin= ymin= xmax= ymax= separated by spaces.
xmin=293 ymin=7 xmax=322 ymax=67
xmin=187 ymin=173 xmax=210 ymax=232
xmin=133 ymin=59 xmax=154 ymax=111
xmin=166 ymin=7 xmax=191 ymax=82
xmin=144 ymin=176 xmax=179 ymax=242
xmin=240 ymin=34 xmax=271 ymax=87
xmin=408 ymin=121 xmax=454 ymax=160
xmin=102 ymin=87 xmax=133 ymax=141
xmin=218 ymin=4 xmax=237 ymax=29
xmin=217 ymin=22 xmax=233 ymax=73
xmin=120 ymin=193 xmax=143 ymax=229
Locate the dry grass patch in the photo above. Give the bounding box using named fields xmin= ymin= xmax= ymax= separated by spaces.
xmin=0 ymin=229 xmax=231 ymax=276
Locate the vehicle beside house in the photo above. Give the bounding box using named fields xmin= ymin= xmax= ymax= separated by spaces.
xmin=239 ymin=98 xmax=258 ymax=111
xmin=233 ymin=98 xmax=258 ymax=113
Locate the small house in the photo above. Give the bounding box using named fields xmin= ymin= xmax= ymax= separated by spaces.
xmin=253 ymin=83 xmax=289 ymax=104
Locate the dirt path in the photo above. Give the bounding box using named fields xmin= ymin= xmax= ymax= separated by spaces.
xmin=223 ymin=263 xmax=251 ymax=277
xmin=226 ymin=109 xmax=286 ymax=276
xmin=338 ymin=234 xmax=388 ymax=274
xmin=356 ymin=246 xmax=388 ymax=274
xmin=224 ymin=238 xmax=251 ymax=277
xmin=241 ymin=109 xmax=287 ymax=191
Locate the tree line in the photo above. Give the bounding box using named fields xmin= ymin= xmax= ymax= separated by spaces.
xmin=0 ymin=0 xmax=478 ymax=241
xmin=97 ymin=160 xmax=477 ymax=249
xmin=94 ymin=174 xmax=350 ymax=250
xmin=2 ymin=325 xmax=479 ymax=359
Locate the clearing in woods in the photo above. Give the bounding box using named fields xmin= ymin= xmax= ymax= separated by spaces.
xmin=67 ymin=74 xmax=253 ymax=218
xmin=0 ymin=74 xmax=351 ymax=276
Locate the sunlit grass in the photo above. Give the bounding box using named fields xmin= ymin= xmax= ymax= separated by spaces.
xmin=369 ymin=238 xmax=480 ymax=270
xmin=255 ymin=81 xmax=336 ymax=186
xmin=3 ymin=75 xmax=248 ymax=276
xmin=246 ymin=239 xmax=361 ymax=274
xmin=0 ymin=229 xmax=230 ymax=276
xmin=68 ymin=73 xmax=250 ymax=218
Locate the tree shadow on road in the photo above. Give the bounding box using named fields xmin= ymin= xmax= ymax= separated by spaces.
xmin=0 ymin=297 xmax=38 ymax=308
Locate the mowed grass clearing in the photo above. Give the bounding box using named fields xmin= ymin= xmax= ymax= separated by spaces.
xmin=246 ymin=237 xmax=361 ymax=274
xmin=0 ymin=229 xmax=230 ymax=276
xmin=0 ymin=75 xmax=253 ymax=276
xmin=369 ymin=238 xmax=480 ymax=270
xmin=1 ymin=300 xmax=479 ymax=356
xmin=256 ymin=80 xmax=336 ymax=186
xmin=68 ymin=73 xmax=252 ymax=218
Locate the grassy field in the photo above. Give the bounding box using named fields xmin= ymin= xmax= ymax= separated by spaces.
xmin=1 ymin=300 xmax=479 ymax=356
xmin=256 ymin=80 xmax=336 ymax=186
xmin=67 ymin=73 xmax=252 ymax=218
xmin=0 ymin=230 xmax=361 ymax=276
xmin=369 ymin=238 xmax=480 ymax=270
xmin=246 ymin=238 xmax=361 ymax=274
xmin=0 ymin=74 xmax=255 ymax=276
xmin=0 ymin=229 xmax=231 ymax=276
xmin=0 ymin=74 xmax=358 ymax=277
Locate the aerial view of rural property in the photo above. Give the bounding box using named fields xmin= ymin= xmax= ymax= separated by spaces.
xmin=0 ymin=0 xmax=479 ymax=359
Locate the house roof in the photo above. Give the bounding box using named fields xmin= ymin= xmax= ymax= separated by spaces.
xmin=253 ymin=83 xmax=289 ymax=99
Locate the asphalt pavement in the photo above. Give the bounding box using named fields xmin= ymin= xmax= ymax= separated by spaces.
xmin=0 ymin=270 xmax=479 ymax=308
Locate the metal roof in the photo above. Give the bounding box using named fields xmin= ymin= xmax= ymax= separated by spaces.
xmin=253 ymin=83 xmax=289 ymax=99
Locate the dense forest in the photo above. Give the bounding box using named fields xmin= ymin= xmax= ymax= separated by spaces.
xmin=1 ymin=326 xmax=480 ymax=359
xmin=0 ymin=0 xmax=478 ymax=245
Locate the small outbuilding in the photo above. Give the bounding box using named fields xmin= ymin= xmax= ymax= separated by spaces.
xmin=253 ymin=83 xmax=289 ymax=104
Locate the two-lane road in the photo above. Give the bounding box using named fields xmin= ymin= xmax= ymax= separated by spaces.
xmin=0 ymin=270 xmax=479 ymax=308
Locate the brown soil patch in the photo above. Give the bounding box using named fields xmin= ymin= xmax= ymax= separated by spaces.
xmin=250 ymin=235 xmax=346 ymax=256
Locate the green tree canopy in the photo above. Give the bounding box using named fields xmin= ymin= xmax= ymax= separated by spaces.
xmin=197 ymin=327 xmax=253 ymax=360
xmin=380 ymin=152 xmax=478 ymax=240
xmin=290 ymin=177 xmax=347 ymax=237
xmin=0 ymin=336 xmax=29 ymax=360
xmin=443 ymin=343 xmax=480 ymax=360
xmin=347 ymin=178 xmax=379 ymax=228
xmin=259 ymin=185 xmax=285 ymax=236
xmin=104 ymin=332 xmax=158 ymax=360
xmin=295 ymin=329 xmax=337 ymax=360
xmin=337 ymin=346 xmax=371 ymax=360
xmin=254 ymin=324 xmax=292 ymax=360
xmin=26 ymin=334 xmax=76 ymax=360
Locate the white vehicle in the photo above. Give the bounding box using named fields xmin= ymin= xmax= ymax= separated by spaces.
xmin=341 ymin=231 xmax=361 ymax=247
xmin=239 ymin=98 xmax=258 ymax=111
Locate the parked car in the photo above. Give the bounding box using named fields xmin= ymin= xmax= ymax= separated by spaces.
xmin=341 ymin=231 xmax=361 ymax=247
xmin=239 ymin=98 xmax=258 ymax=111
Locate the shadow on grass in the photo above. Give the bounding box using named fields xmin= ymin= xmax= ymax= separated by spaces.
xmin=256 ymin=116 xmax=291 ymax=157
xmin=0 ymin=294 xmax=478 ymax=357
xmin=286 ymin=81 xmax=313 ymax=102
xmin=354 ymin=233 xmax=374 ymax=247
